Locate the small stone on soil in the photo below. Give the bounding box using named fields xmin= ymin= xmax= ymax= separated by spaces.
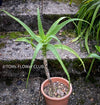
xmin=43 ymin=81 xmax=69 ymax=98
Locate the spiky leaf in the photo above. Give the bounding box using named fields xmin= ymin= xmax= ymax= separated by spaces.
xmin=37 ymin=8 xmax=45 ymax=39
xmin=26 ymin=43 xmax=43 ymax=87
xmin=16 ymin=37 xmax=36 ymax=47
xmin=55 ymin=44 xmax=85 ymax=71
xmin=1 ymin=10 xmax=40 ymax=42
xmin=47 ymin=44 xmax=71 ymax=83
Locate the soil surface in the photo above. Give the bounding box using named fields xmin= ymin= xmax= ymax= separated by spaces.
xmin=0 ymin=77 xmax=44 ymax=105
xmin=43 ymin=81 xmax=69 ymax=98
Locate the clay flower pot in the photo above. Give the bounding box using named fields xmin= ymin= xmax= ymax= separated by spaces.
xmin=41 ymin=77 xmax=72 ymax=105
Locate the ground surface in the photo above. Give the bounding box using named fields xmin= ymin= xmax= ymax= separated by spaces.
xmin=0 ymin=75 xmax=100 ymax=105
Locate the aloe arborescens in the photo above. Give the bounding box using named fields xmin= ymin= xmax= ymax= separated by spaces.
xmin=1 ymin=8 xmax=85 ymax=89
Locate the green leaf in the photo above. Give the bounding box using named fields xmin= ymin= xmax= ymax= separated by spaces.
xmin=95 ymin=45 xmax=100 ymax=52
xmin=85 ymin=28 xmax=90 ymax=54
xmin=69 ymin=0 xmax=72 ymax=6
xmin=88 ymin=53 xmax=100 ymax=60
xmin=86 ymin=58 xmax=95 ymax=80
xmin=96 ymin=22 xmax=100 ymax=45
xmin=55 ymin=44 xmax=86 ymax=71
xmin=16 ymin=37 xmax=36 ymax=47
xmin=72 ymin=36 xmax=80 ymax=42
xmin=47 ymin=17 xmax=66 ymax=36
xmin=86 ymin=1 xmax=100 ymax=13
xmin=48 ymin=18 xmax=89 ymax=37
xmin=26 ymin=43 xmax=43 ymax=87
xmin=72 ymin=28 xmax=86 ymax=42
xmin=90 ymin=5 xmax=100 ymax=31
xmin=37 ymin=8 xmax=45 ymax=39
xmin=47 ymin=44 xmax=71 ymax=84
xmin=1 ymin=10 xmax=40 ymax=42
xmin=84 ymin=0 xmax=93 ymax=4
xmin=46 ymin=35 xmax=62 ymax=45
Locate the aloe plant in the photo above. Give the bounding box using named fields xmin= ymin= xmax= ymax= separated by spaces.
xmin=1 ymin=8 xmax=85 ymax=88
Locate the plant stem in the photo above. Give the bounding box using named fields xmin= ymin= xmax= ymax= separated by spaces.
xmin=42 ymin=46 xmax=54 ymax=95
xmin=43 ymin=55 xmax=54 ymax=93
xmin=43 ymin=55 xmax=51 ymax=83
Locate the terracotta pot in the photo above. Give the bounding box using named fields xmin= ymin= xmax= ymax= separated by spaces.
xmin=41 ymin=77 xmax=72 ymax=105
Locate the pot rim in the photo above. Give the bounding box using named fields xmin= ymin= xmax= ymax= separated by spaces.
xmin=41 ymin=77 xmax=72 ymax=101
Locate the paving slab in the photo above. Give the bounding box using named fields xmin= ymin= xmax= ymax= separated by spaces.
xmin=0 ymin=34 xmax=88 ymax=61
xmin=0 ymin=0 xmax=78 ymax=31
